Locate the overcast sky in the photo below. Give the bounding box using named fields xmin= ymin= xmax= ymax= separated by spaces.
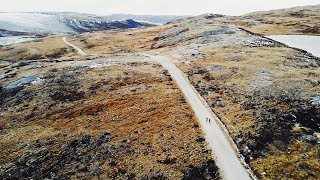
xmin=1 ymin=0 xmax=319 ymax=15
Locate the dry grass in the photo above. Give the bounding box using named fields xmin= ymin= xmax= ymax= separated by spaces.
xmin=173 ymin=44 xmax=320 ymax=179
xmin=216 ymin=5 xmax=320 ymax=35
xmin=251 ymin=142 xmax=320 ymax=179
xmin=0 ymin=36 xmax=77 ymax=61
xmin=0 ymin=26 xmax=167 ymax=62
xmin=67 ymin=26 xmax=171 ymax=57
xmin=0 ymin=57 xmax=217 ymax=179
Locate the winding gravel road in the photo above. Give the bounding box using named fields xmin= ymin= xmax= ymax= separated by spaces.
xmin=62 ymin=37 xmax=87 ymax=56
xmin=144 ymin=54 xmax=254 ymax=180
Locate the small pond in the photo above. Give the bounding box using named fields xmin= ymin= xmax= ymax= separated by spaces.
xmin=267 ymin=35 xmax=320 ymax=58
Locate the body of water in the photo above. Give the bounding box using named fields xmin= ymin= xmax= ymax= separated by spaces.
xmin=0 ymin=36 xmax=37 ymax=46
xmin=267 ymin=35 xmax=320 ymax=58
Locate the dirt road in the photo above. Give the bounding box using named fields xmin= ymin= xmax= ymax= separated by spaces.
xmin=144 ymin=54 xmax=254 ymax=180
xmin=62 ymin=37 xmax=87 ymax=56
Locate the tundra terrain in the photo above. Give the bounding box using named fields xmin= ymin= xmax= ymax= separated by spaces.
xmin=0 ymin=56 xmax=219 ymax=179
xmin=217 ymin=5 xmax=320 ymax=35
xmin=0 ymin=4 xmax=319 ymax=180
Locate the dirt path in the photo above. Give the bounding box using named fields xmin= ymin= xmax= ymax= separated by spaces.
xmin=144 ymin=54 xmax=254 ymax=180
xmin=62 ymin=37 xmax=87 ymax=56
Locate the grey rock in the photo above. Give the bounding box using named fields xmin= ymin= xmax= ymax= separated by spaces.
xmin=300 ymin=134 xmax=318 ymax=144
xmin=297 ymin=163 xmax=311 ymax=170
xmin=199 ymin=28 xmax=236 ymax=37
xmin=4 ymin=75 xmax=39 ymax=89
xmin=224 ymin=56 xmax=241 ymax=61
xmin=212 ymin=99 xmax=224 ymax=107
xmin=249 ymin=70 xmax=272 ymax=91
xmin=211 ymin=65 xmax=223 ymax=72
xmin=204 ymin=14 xmax=225 ymax=19
xmin=311 ymin=96 xmax=320 ymax=105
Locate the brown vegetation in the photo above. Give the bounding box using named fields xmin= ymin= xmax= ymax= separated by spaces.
xmin=0 ymin=36 xmax=75 ymax=61
xmin=215 ymin=5 xmax=320 ymax=35
xmin=0 ymin=57 xmax=219 ymax=179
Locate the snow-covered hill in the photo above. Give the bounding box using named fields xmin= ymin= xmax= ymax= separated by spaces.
xmin=0 ymin=12 xmax=145 ymax=35
xmin=0 ymin=12 xmax=183 ymax=45
xmin=0 ymin=12 xmax=75 ymax=34
xmin=104 ymin=14 xmax=184 ymax=25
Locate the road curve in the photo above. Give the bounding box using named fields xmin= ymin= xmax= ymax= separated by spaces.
xmin=144 ymin=54 xmax=254 ymax=180
xmin=62 ymin=37 xmax=87 ymax=56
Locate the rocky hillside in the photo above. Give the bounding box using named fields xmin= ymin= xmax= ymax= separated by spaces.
xmin=243 ymin=5 xmax=320 ymax=35
xmin=151 ymin=14 xmax=320 ymax=179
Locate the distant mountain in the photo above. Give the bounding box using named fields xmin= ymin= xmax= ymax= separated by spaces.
xmin=0 ymin=12 xmax=184 ymax=37
xmin=0 ymin=12 xmax=145 ymax=36
xmin=0 ymin=12 xmax=185 ymax=45
xmin=103 ymin=14 xmax=185 ymax=25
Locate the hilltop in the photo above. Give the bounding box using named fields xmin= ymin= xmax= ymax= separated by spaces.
xmin=216 ymin=4 xmax=320 ymax=35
